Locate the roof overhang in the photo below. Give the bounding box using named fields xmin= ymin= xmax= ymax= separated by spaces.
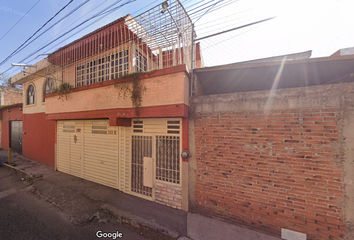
xmin=11 ymin=58 xmax=51 ymax=85
xmin=194 ymin=55 xmax=354 ymax=95
xmin=0 ymin=103 xmax=23 ymax=110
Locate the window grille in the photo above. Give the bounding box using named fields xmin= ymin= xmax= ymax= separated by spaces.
xmin=155 ymin=135 xmax=180 ymax=184
xmin=63 ymin=122 xmax=75 ymax=133
xmin=76 ymin=50 xmax=129 ymax=87
xmin=49 ymin=0 xmax=193 ymax=85
xmin=135 ymin=50 xmax=147 ymax=72
xmin=27 ymin=84 xmax=35 ymax=105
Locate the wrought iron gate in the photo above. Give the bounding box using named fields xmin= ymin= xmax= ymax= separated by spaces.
xmin=11 ymin=121 xmax=22 ymax=154
xmin=131 ymin=135 xmax=153 ymax=197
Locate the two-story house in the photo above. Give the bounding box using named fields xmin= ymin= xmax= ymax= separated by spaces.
xmin=10 ymin=1 xmax=202 ymax=210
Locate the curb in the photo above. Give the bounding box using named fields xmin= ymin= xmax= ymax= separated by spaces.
xmin=100 ymin=204 xmax=180 ymax=240
xmin=2 ymin=163 xmax=35 ymax=179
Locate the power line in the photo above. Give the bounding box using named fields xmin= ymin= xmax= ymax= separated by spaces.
xmin=4 ymin=0 xmax=136 ymax=75
xmin=0 ymin=0 xmax=74 ymax=67
xmin=196 ymin=17 xmax=274 ymax=41
xmin=14 ymin=0 xmax=91 ymax=61
xmin=5 ymin=0 xmax=118 ymax=76
xmin=6 ymin=0 xmax=171 ymax=75
xmin=5 ymin=0 xmax=108 ymax=76
xmin=0 ymin=0 xmax=42 ymax=42
xmin=195 ymin=11 xmax=254 ymax=37
xmin=189 ymin=0 xmax=237 ymax=19
xmin=196 ymin=8 xmax=252 ymax=28
xmin=128 ymin=0 xmax=160 ymax=15
xmin=183 ymin=0 xmax=206 ymax=10
xmin=187 ymin=0 xmax=216 ymax=14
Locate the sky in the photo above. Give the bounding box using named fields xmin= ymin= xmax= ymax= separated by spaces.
xmin=0 ymin=0 xmax=353 ymax=77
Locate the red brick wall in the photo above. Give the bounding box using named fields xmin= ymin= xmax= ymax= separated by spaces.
xmin=0 ymin=87 xmax=22 ymax=106
xmin=3 ymin=91 xmax=22 ymax=105
xmin=193 ymin=108 xmax=345 ymax=240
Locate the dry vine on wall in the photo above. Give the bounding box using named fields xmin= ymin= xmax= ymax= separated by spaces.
xmin=115 ymin=73 xmax=147 ymax=116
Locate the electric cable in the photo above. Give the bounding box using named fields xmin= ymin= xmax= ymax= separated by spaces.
xmin=0 ymin=0 xmax=74 ymax=67
xmin=14 ymin=0 xmax=92 ymax=60
xmin=4 ymin=0 xmax=136 ymax=75
xmin=0 ymin=0 xmax=42 ymax=42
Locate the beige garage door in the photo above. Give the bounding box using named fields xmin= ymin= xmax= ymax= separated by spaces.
xmin=57 ymin=120 xmax=119 ymax=188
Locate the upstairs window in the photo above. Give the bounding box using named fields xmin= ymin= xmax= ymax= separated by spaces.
xmin=135 ymin=50 xmax=147 ymax=72
xmin=76 ymin=49 xmax=129 ymax=87
xmin=27 ymin=84 xmax=35 ymax=105
xmin=43 ymin=77 xmax=55 ymax=102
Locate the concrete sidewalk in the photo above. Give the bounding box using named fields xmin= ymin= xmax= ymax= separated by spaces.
xmin=0 ymin=150 xmax=188 ymax=240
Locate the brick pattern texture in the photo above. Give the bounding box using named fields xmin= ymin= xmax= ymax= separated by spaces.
xmin=0 ymin=87 xmax=22 ymax=106
xmin=155 ymin=181 xmax=182 ymax=209
xmin=193 ymin=109 xmax=345 ymax=240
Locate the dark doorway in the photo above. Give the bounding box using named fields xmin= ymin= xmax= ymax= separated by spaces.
xmin=11 ymin=121 xmax=22 ymax=154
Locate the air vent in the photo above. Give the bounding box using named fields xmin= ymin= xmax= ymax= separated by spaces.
xmin=133 ymin=120 xmax=143 ymax=133
xmin=63 ymin=122 xmax=75 ymax=133
xmin=92 ymin=121 xmax=108 ymax=134
xmin=167 ymin=120 xmax=180 ymax=134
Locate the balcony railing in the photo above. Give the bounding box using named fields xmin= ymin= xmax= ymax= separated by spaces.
xmin=46 ymin=0 xmax=193 ymax=88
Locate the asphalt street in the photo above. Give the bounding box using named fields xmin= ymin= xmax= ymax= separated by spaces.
xmin=0 ymin=166 xmax=151 ymax=240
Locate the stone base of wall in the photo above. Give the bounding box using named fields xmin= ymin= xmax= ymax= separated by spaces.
xmin=155 ymin=181 xmax=182 ymax=209
xmin=187 ymin=213 xmax=281 ymax=240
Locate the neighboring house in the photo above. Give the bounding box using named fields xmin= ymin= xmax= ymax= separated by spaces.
xmin=0 ymin=86 xmax=22 ymax=106
xmin=331 ymin=46 xmax=354 ymax=57
xmin=0 ymin=86 xmax=22 ymax=148
xmin=8 ymin=65 xmax=56 ymax=166
xmin=10 ymin=1 xmax=201 ymax=211
xmin=0 ymin=103 xmax=23 ymax=153
xmin=188 ymin=53 xmax=354 ymax=240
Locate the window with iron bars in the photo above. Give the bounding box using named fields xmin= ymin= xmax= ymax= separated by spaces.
xmin=76 ymin=49 xmax=130 ymax=87
xmin=155 ymin=135 xmax=180 ymax=184
xmin=135 ymin=50 xmax=147 ymax=72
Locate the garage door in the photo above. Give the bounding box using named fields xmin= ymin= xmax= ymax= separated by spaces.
xmin=57 ymin=120 xmax=119 ymax=188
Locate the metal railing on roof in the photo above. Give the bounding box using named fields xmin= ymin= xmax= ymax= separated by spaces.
xmin=46 ymin=0 xmax=194 ymax=88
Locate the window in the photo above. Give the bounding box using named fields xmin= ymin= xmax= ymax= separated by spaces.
xmin=27 ymin=84 xmax=35 ymax=105
xmin=135 ymin=51 xmax=147 ymax=72
xmin=155 ymin=135 xmax=180 ymax=184
xmin=76 ymin=49 xmax=129 ymax=87
xmin=43 ymin=77 xmax=55 ymax=102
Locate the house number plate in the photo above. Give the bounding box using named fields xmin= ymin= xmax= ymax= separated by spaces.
xmin=108 ymin=130 xmax=117 ymax=135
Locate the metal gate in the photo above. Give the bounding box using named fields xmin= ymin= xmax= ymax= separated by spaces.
xmin=131 ymin=135 xmax=153 ymax=198
xmin=11 ymin=121 xmax=22 ymax=154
